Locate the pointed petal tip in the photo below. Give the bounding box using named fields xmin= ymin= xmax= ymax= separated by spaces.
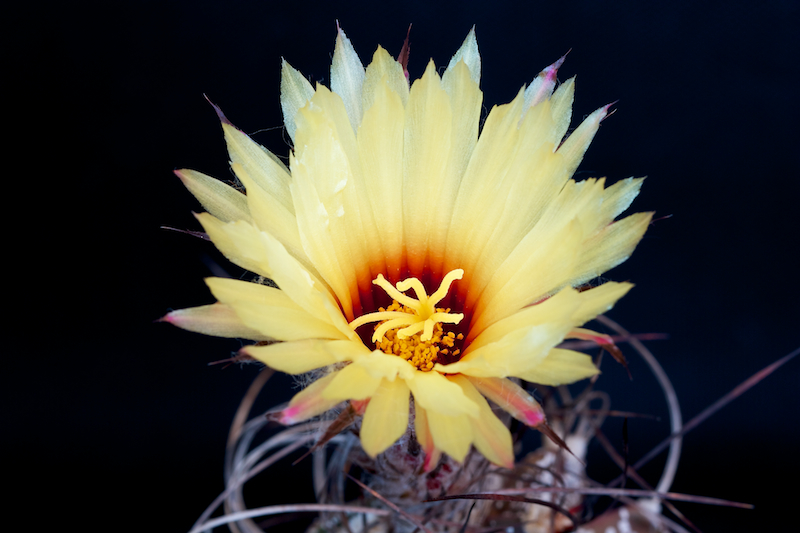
xmin=600 ymin=100 xmax=620 ymax=123
xmin=203 ymin=94 xmax=233 ymax=126
xmin=543 ymin=49 xmax=569 ymax=80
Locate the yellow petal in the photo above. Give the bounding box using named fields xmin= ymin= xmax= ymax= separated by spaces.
xmin=402 ymin=60 xmax=455 ymax=273
xmin=440 ymin=322 xmax=570 ymax=379
xmin=572 ymin=282 xmax=634 ymax=325
xmin=357 ymin=79 xmax=406 ymax=278
xmin=571 ymin=211 xmax=653 ymax=287
xmin=195 ymin=214 xmax=272 ymax=278
xmin=322 ymin=362 xmax=382 ymax=401
xmin=160 ymin=303 xmax=267 ymax=340
xmin=257 ymin=228 xmax=357 ymax=340
xmin=230 ymin=162 xmax=307 ymax=268
xmin=352 ymin=350 xmax=417 ymax=381
xmin=467 ymin=286 xmax=580 ymax=352
xmin=517 ymin=348 xmax=599 ymax=386
xmin=220 ymin=120 xmax=294 ymax=214
xmin=451 ymin=375 xmax=514 ymax=468
xmin=360 ymin=378 xmax=410 ymax=457
xmin=362 ymin=45 xmax=409 ymax=112
xmin=556 ymin=103 xmax=608 ymax=178
xmin=280 ymin=58 xmax=315 ymax=142
xmin=243 ymin=339 xmax=365 ymax=375
xmin=472 ymin=217 xmax=584 ymax=335
xmin=206 ymin=277 xmax=346 ymax=341
xmin=406 ymin=370 xmax=478 ymax=417
xmin=425 ymin=409 xmax=472 ymax=463
xmin=175 ymin=169 xmax=250 ymax=223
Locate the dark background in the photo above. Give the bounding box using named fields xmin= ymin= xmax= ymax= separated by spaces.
xmin=10 ymin=1 xmax=798 ymax=531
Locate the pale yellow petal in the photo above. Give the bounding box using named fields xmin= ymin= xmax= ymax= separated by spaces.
xmin=195 ymin=214 xmax=271 ymax=278
xmin=570 ymin=211 xmax=653 ymax=288
xmin=243 ymin=339 xmax=364 ymax=375
xmin=205 ymin=277 xmax=346 ymax=341
xmin=220 ymin=121 xmax=294 ymax=214
xmin=175 ymin=169 xmax=250 ymax=223
xmin=440 ymin=322 xmax=570 ymax=379
xmin=352 ymin=350 xmax=417 ymax=381
xmin=517 ymin=348 xmax=599 ymax=386
xmin=280 ymin=58 xmax=315 ymax=143
xmin=472 ymin=217 xmax=584 ymax=335
xmin=547 ymin=77 xmax=575 ymax=146
xmin=556 ymin=104 xmax=608 ymax=178
xmin=444 ymin=89 xmax=524 ymax=275
xmin=160 ymin=303 xmax=267 ymax=340
xmin=357 ymin=80 xmax=405 ymax=278
xmin=322 ymin=362 xmax=382 ymax=401
xmin=451 ymin=375 xmax=514 ymax=468
xmin=572 ymin=282 xmax=634 ymax=325
xmin=433 ymin=59 xmax=482 ymax=272
xmin=426 ymin=410 xmax=472 ymax=463
xmin=230 ymin=162 xmax=305 ymax=263
xmin=445 ymin=27 xmax=480 ymax=84
xmin=362 ymin=45 xmax=408 ymax=112
xmin=360 ymin=378 xmax=410 ymax=457
xmin=402 ymin=60 xmax=456 ymax=274
xmin=406 ymin=370 xmax=478 ymax=417
xmin=597 ymin=177 xmax=644 ymax=226
xmin=257 ymin=229 xmax=358 ymax=340
xmin=467 ymin=286 xmax=581 ymax=352
xmin=331 ymin=25 xmax=365 ymax=131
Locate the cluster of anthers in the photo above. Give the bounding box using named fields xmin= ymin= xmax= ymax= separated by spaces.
xmin=349 ymin=269 xmax=466 ymax=371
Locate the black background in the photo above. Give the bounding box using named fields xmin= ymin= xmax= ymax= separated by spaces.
xmin=11 ymin=1 xmax=799 ymax=532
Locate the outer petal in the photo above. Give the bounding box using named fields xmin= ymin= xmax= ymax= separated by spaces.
xmin=451 ymin=375 xmax=514 ymax=468
xmin=465 ymin=286 xmax=580 ymax=353
xmin=331 ymin=25 xmax=365 ymax=132
xmin=160 ymin=303 xmax=267 ymax=340
xmin=402 ymin=60 xmax=457 ymax=275
xmin=360 ymin=378 xmax=410 ymax=457
xmin=175 ymin=169 xmax=250 ymax=223
xmin=196 ymin=214 xmax=272 ymax=279
xmin=206 ymin=277 xmax=346 ymax=341
xmin=466 ymin=376 xmax=545 ymax=427
xmin=322 ymin=362 xmax=382 ymax=401
xmin=445 ymin=27 xmax=480 ymax=84
xmin=571 ymin=282 xmax=634 ymax=325
xmin=280 ymin=58 xmax=315 ymax=143
xmin=414 ymin=403 xmax=441 ymax=472
xmin=230 ymin=162 xmax=307 ymax=269
xmin=242 ymin=339 xmax=366 ymax=375
xmin=278 ymin=372 xmax=341 ymax=425
xmin=406 ymin=370 xmax=479 ymax=417
xmin=362 ymin=45 xmax=409 ymax=112
xmin=570 ymin=211 xmax=654 ymax=288
xmin=517 ymin=348 xmax=599 ymax=386
xmin=425 ymin=410 xmax=472 ymax=463
xmin=219 ymin=119 xmax=294 ymax=214
xmin=438 ymin=322 xmax=570 ymax=379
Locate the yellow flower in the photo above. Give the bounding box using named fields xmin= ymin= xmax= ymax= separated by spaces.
xmin=164 ymin=27 xmax=652 ymax=469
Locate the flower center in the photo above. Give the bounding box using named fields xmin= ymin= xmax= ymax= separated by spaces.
xmin=349 ymin=269 xmax=465 ymax=371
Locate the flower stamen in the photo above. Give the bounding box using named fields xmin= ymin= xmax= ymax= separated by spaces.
xmin=348 ymin=269 xmax=466 ymax=371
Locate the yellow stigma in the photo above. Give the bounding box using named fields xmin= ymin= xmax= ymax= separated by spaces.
xmin=349 ymin=269 xmax=465 ymax=371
